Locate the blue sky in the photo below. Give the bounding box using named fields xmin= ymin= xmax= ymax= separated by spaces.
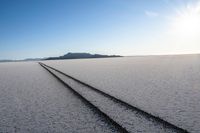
xmin=0 ymin=0 xmax=200 ymax=59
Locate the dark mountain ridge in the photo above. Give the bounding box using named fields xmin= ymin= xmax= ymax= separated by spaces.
xmin=45 ymin=52 xmax=122 ymax=60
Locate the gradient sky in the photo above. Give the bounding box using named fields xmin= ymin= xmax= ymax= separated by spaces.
xmin=0 ymin=0 xmax=200 ymax=59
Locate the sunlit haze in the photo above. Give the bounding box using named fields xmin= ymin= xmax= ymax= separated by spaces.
xmin=168 ymin=0 xmax=200 ymax=53
xmin=0 ymin=0 xmax=199 ymax=60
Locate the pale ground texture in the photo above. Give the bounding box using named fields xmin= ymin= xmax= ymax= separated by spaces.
xmin=0 ymin=62 xmax=120 ymax=133
xmin=43 ymin=54 xmax=200 ymax=133
xmin=42 ymin=64 xmax=181 ymax=133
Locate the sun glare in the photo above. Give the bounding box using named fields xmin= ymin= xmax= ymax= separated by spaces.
xmin=170 ymin=2 xmax=200 ymax=38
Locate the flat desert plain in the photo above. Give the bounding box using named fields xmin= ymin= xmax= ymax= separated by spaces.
xmin=43 ymin=54 xmax=200 ymax=133
xmin=0 ymin=54 xmax=199 ymax=132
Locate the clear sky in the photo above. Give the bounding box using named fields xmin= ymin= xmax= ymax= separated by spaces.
xmin=0 ymin=0 xmax=200 ymax=60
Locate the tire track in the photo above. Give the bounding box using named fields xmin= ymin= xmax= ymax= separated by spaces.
xmin=39 ymin=62 xmax=189 ymax=133
xmin=39 ymin=62 xmax=128 ymax=133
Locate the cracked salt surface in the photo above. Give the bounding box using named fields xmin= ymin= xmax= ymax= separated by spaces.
xmin=42 ymin=54 xmax=200 ymax=133
xmin=42 ymin=63 xmax=182 ymax=133
xmin=0 ymin=62 xmax=121 ymax=133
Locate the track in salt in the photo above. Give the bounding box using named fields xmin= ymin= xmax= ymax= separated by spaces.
xmin=39 ymin=62 xmax=189 ymax=133
xmin=39 ymin=62 xmax=128 ymax=133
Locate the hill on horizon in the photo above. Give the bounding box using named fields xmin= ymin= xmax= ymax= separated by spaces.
xmin=45 ymin=52 xmax=122 ymax=60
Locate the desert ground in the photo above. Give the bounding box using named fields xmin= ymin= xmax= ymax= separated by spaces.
xmin=0 ymin=54 xmax=199 ymax=132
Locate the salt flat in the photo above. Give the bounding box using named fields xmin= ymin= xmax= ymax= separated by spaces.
xmin=43 ymin=54 xmax=200 ymax=133
xmin=0 ymin=62 xmax=120 ymax=133
xmin=41 ymin=62 xmax=183 ymax=133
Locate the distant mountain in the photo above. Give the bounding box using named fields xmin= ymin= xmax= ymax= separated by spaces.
xmin=0 ymin=58 xmax=43 ymax=62
xmin=0 ymin=60 xmax=13 ymax=63
xmin=45 ymin=52 xmax=122 ymax=60
xmin=0 ymin=53 xmax=122 ymax=62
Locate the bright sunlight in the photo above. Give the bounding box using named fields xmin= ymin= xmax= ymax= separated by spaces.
xmin=170 ymin=2 xmax=200 ymax=38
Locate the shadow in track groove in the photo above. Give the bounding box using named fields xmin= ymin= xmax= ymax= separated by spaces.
xmin=39 ymin=62 xmax=129 ymax=133
xmin=39 ymin=62 xmax=189 ymax=133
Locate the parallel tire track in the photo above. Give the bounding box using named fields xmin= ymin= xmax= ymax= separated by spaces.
xmin=39 ymin=62 xmax=189 ymax=133
xmin=39 ymin=62 xmax=129 ymax=133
